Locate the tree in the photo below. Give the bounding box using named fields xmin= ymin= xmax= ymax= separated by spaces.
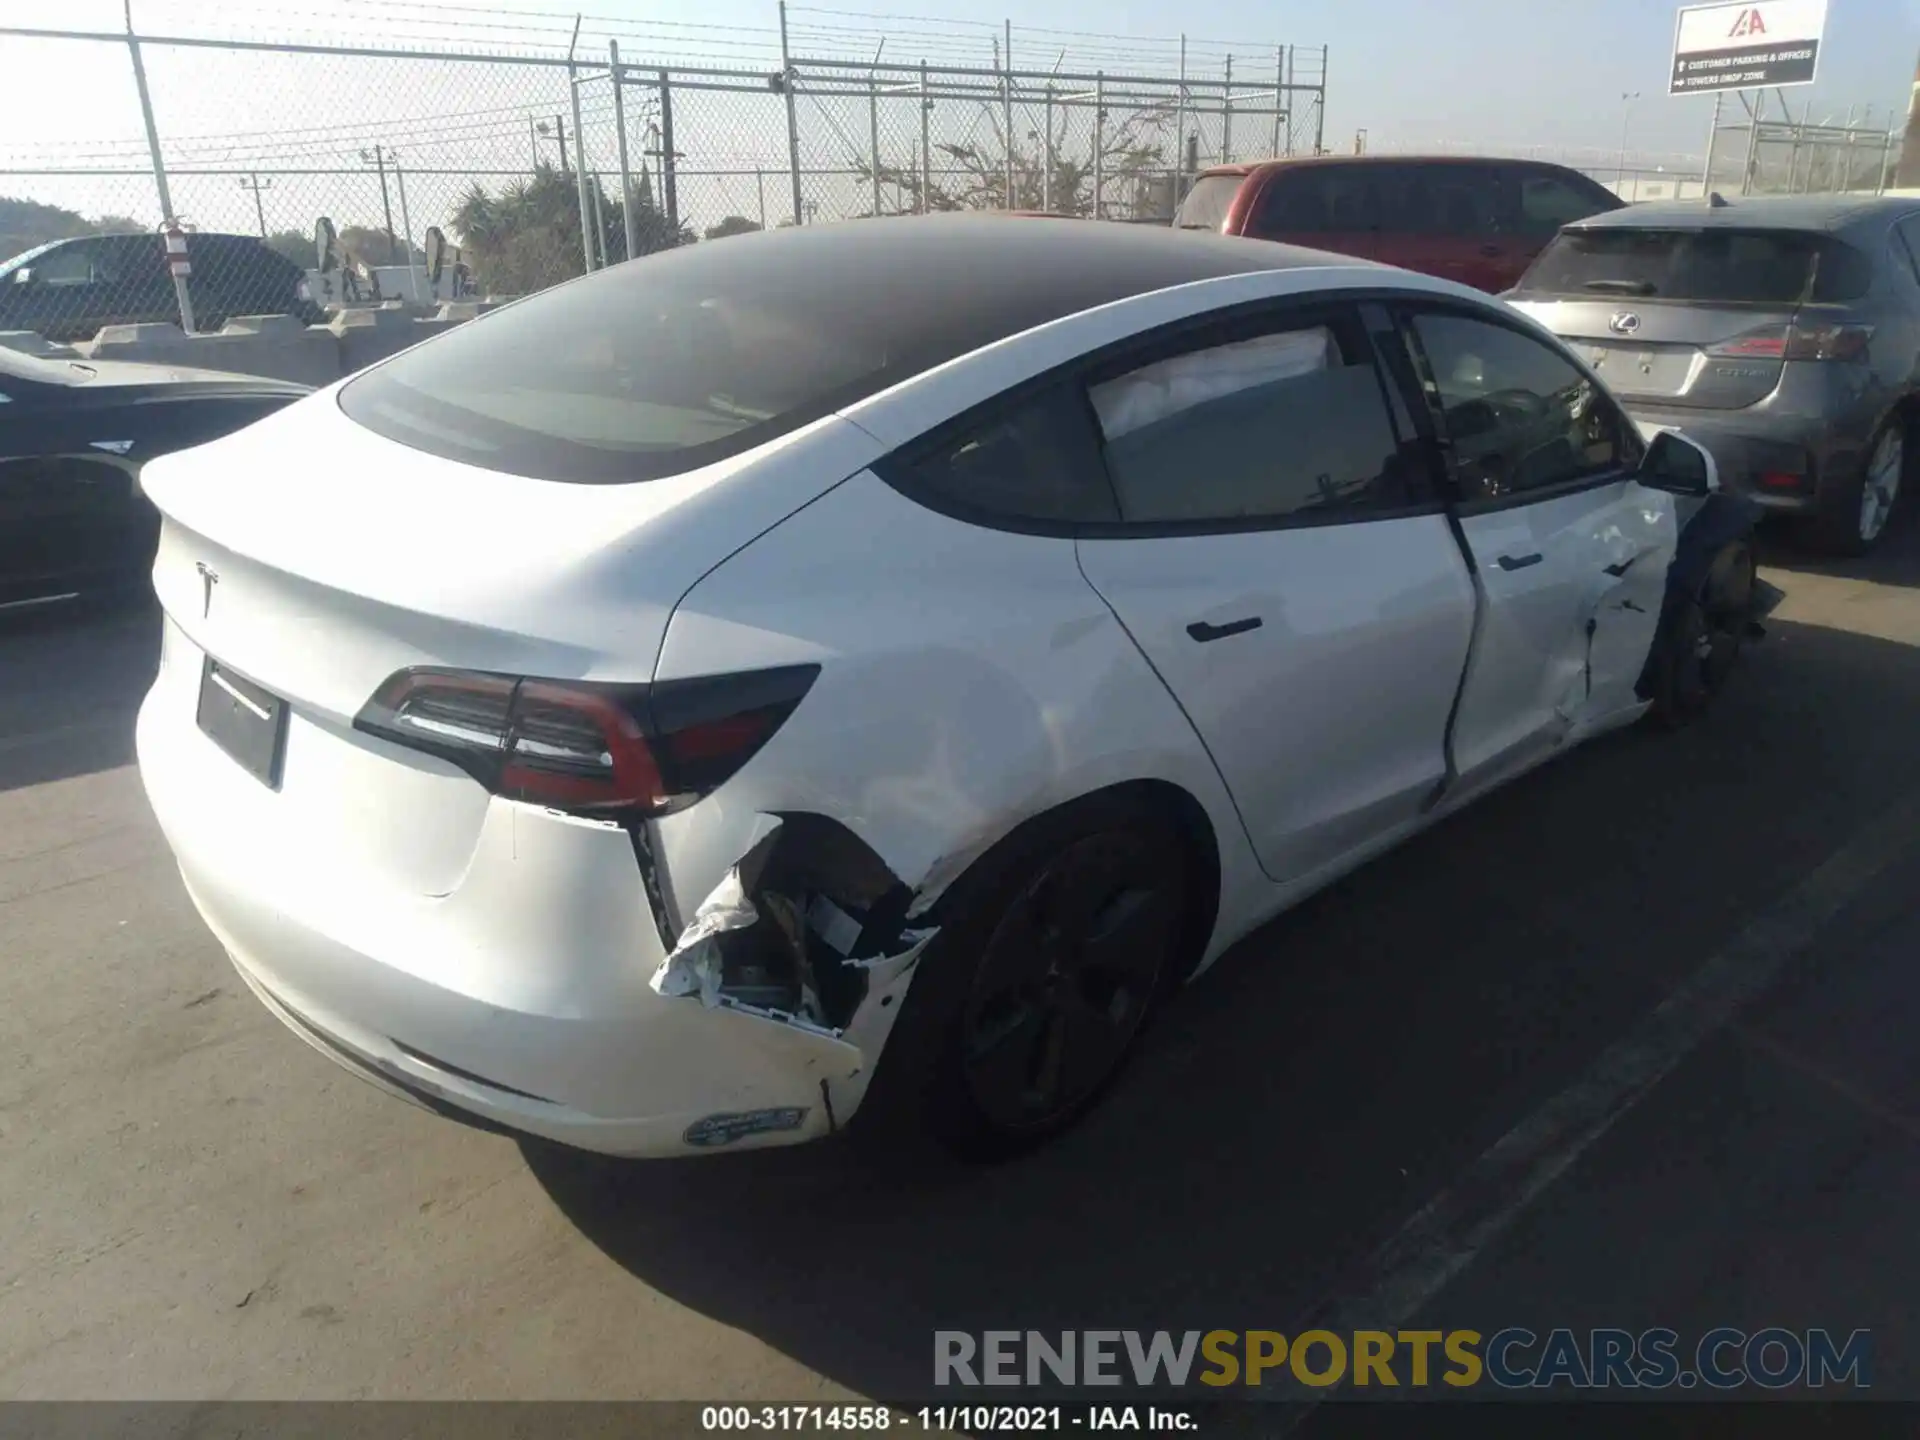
xmin=263 ymin=229 xmax=315 ymax=269
xmin=452 ymin=163 xmax=693 ymax=296
xmin=852 ymin=104 xmax=1174 ymax=219
xmin=704 ymin=215 xmax=762 ymax=240
xmin=1 ymin=197 xmax=146 ymax=265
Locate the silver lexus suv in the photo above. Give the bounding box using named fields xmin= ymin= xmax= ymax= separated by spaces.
xmin=1507 ymin=195 xmax=1920 ymax=554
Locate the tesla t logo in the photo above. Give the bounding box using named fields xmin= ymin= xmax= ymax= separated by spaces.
xmin=196 ymin=561 xmax=219 ymax=619
xmin=1729 ymin=6 xmax=1768 ymax=37
xmin=1610 ymin=311 xmax=1642 ymax=335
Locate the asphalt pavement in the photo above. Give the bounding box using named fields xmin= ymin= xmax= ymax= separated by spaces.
xmin=4 ymin=516 xmax=1920 ymax=1407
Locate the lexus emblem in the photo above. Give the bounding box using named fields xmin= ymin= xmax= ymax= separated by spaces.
xmin=1609 ymin=311 xmax=1642 ymax=336
xmin=195 ymin=561 xmax=219 ymax=619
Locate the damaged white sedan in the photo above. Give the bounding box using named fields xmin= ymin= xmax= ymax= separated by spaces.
xmin=135 ymin=215 xmax=1774 ymax=1161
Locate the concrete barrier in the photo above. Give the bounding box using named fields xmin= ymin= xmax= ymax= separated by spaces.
xmin=0 ymin=299 xmax=508 ymax=387
xmin=0 ymin=331 xmax=83 ymax=360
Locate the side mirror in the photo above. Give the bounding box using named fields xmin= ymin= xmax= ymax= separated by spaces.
xmin=1639 ymin=430 xmax=1716 ymax=497
xmin=10 ymin=268 xmax=32 ymax=285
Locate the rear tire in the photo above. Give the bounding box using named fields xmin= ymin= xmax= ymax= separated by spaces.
xmin=1805 ymin=418 xmax=1907 ymax=556
xmin=853 ymin=794 xmax=1196 ymax=1162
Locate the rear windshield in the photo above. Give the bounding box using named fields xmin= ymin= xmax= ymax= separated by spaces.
xmin=1517 ymin=227 xmax=1873 ymax=304
xmin=1175 ymin=175 xmax=1244 ymax=232
xmin=339 ymin=219 xmax=1288 ymax=483
xmin=341 ymin=264 xmax=902 ymax=483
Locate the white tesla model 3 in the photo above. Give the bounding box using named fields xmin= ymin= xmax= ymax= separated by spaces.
xmin=135 ymin=216 xmax=1764 ymax=1161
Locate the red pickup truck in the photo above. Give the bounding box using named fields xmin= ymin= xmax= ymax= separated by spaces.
xmin=1174 ymin=155 xmax=1625 ymax=293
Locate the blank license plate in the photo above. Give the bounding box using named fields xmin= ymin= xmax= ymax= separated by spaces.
xmin=196 ymin=657 xmax=289 ymax=788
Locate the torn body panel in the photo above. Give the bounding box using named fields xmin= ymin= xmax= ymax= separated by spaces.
xmin=647 ymin=811 xmax=943 ymax=1132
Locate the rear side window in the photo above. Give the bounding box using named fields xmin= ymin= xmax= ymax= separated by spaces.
xmin=1087 ymin=319 xmax=1420 ymax=524
xmin=1511 ymin=170 xmax=1617 ymax=236
xmin=1175 ymin=175 xmax=1246 ymax=232
xmin=1519 ymin=227 xmax=1874 ymax=304
xmin=1383 ymin=164 xmax=1503 ymax=237
xmin=888 ymin=386 xmax=1118 ymax=525
xmin=1254 ymin=169 xmax=1379 ymax=235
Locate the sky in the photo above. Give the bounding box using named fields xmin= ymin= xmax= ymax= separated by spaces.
xmin=0 ymin=0 xmax=1915 ymax=238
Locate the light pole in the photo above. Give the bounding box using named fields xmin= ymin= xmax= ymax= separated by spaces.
xmin=1616 ymin=92 xmax=1641 ymax=191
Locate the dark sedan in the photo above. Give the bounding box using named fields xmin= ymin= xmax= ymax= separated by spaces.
xmin=0 ymin=346 xmax=308 ymax=610
xmin=1508 ymin=195 xmax=1920 ymax=554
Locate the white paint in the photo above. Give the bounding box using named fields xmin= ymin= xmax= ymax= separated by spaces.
xmin=132 ymin=250 xmax=1747 ymax=1157
xmin=1078 ymin=518 xmax=1475 ymax=884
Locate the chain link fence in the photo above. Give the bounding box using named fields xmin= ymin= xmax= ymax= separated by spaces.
xmin=0 ymin=14 xmax=1325 ymax=344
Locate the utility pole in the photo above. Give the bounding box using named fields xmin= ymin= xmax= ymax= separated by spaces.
xmin=1615 ymin=92 xmax=1641 ymax=191
xmin=536 ymin=115 xmax=569 ymax=171
xmin=125 ymin=0 xmax=174 ymax=224
xmin=779 ymin=0 xmax=804 ymax=225
xmin=237 ymin=174 xmax=272 ymax=237
xmin=360 ymin=145 xmax=397 ymax=263
xmin=1700 ymin=91 xmax=1724 ymax=195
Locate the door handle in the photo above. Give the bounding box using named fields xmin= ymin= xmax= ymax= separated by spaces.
xmin=1602 ymin=553 xmax=1643 ymax=578
xmin=1479 ymin=244 xmax=1503 ymax=258
xmin=1186 ymin=616 xmax=1263 ymax=643
xmin=1495 ymin=552 xmax=1544 ymax=571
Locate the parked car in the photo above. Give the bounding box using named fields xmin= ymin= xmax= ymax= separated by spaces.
xmin=134 ymin=216 xmax=1771 ymax=1163
xmin=1175 ymin=156 xmax=1625 ymax=293
xmin=1506 ymin=195 xmax=1920 ymax=554
xmin=0 ymin=232 xmax=326 ymax=344
xmin=0 ymin=345 xmax=308 ymax=610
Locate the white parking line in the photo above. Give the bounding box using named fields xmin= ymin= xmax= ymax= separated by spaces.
xmin=1275 ymin=789 xmax=1920 ymax=1422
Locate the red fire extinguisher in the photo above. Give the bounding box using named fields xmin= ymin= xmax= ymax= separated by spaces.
xmin=160 ymin=218 xmax=195 ymax=332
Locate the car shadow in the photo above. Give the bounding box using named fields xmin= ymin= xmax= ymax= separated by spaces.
xmin=523 ymin=596 xmax=1920 ymax=1403
xmin=1753 ymin=501 xmax=1920 ymax=589
xmin=0 ymin=598 xmax=158 ymax=794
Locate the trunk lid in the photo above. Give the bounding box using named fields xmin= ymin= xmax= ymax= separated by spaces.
xmin=1507 ymin=295 xmax=1795 ymax=409
xmin=142 ymin=387 xmax=883 ymax=727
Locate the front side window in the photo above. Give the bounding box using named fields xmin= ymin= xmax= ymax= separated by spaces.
xmin=1410 ymin=311 xmax=1628 ymax=501
xmin=28 ymin=243 xmax=98 ymax=287
xmin=1087 ymin=318 xmax=1419 ymax=524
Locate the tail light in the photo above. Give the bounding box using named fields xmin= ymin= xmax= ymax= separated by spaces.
xmin=353 ymin=664 xmax=818 ymax=817
xmin=1708 ymin=321 xmax=1873 ymax=363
